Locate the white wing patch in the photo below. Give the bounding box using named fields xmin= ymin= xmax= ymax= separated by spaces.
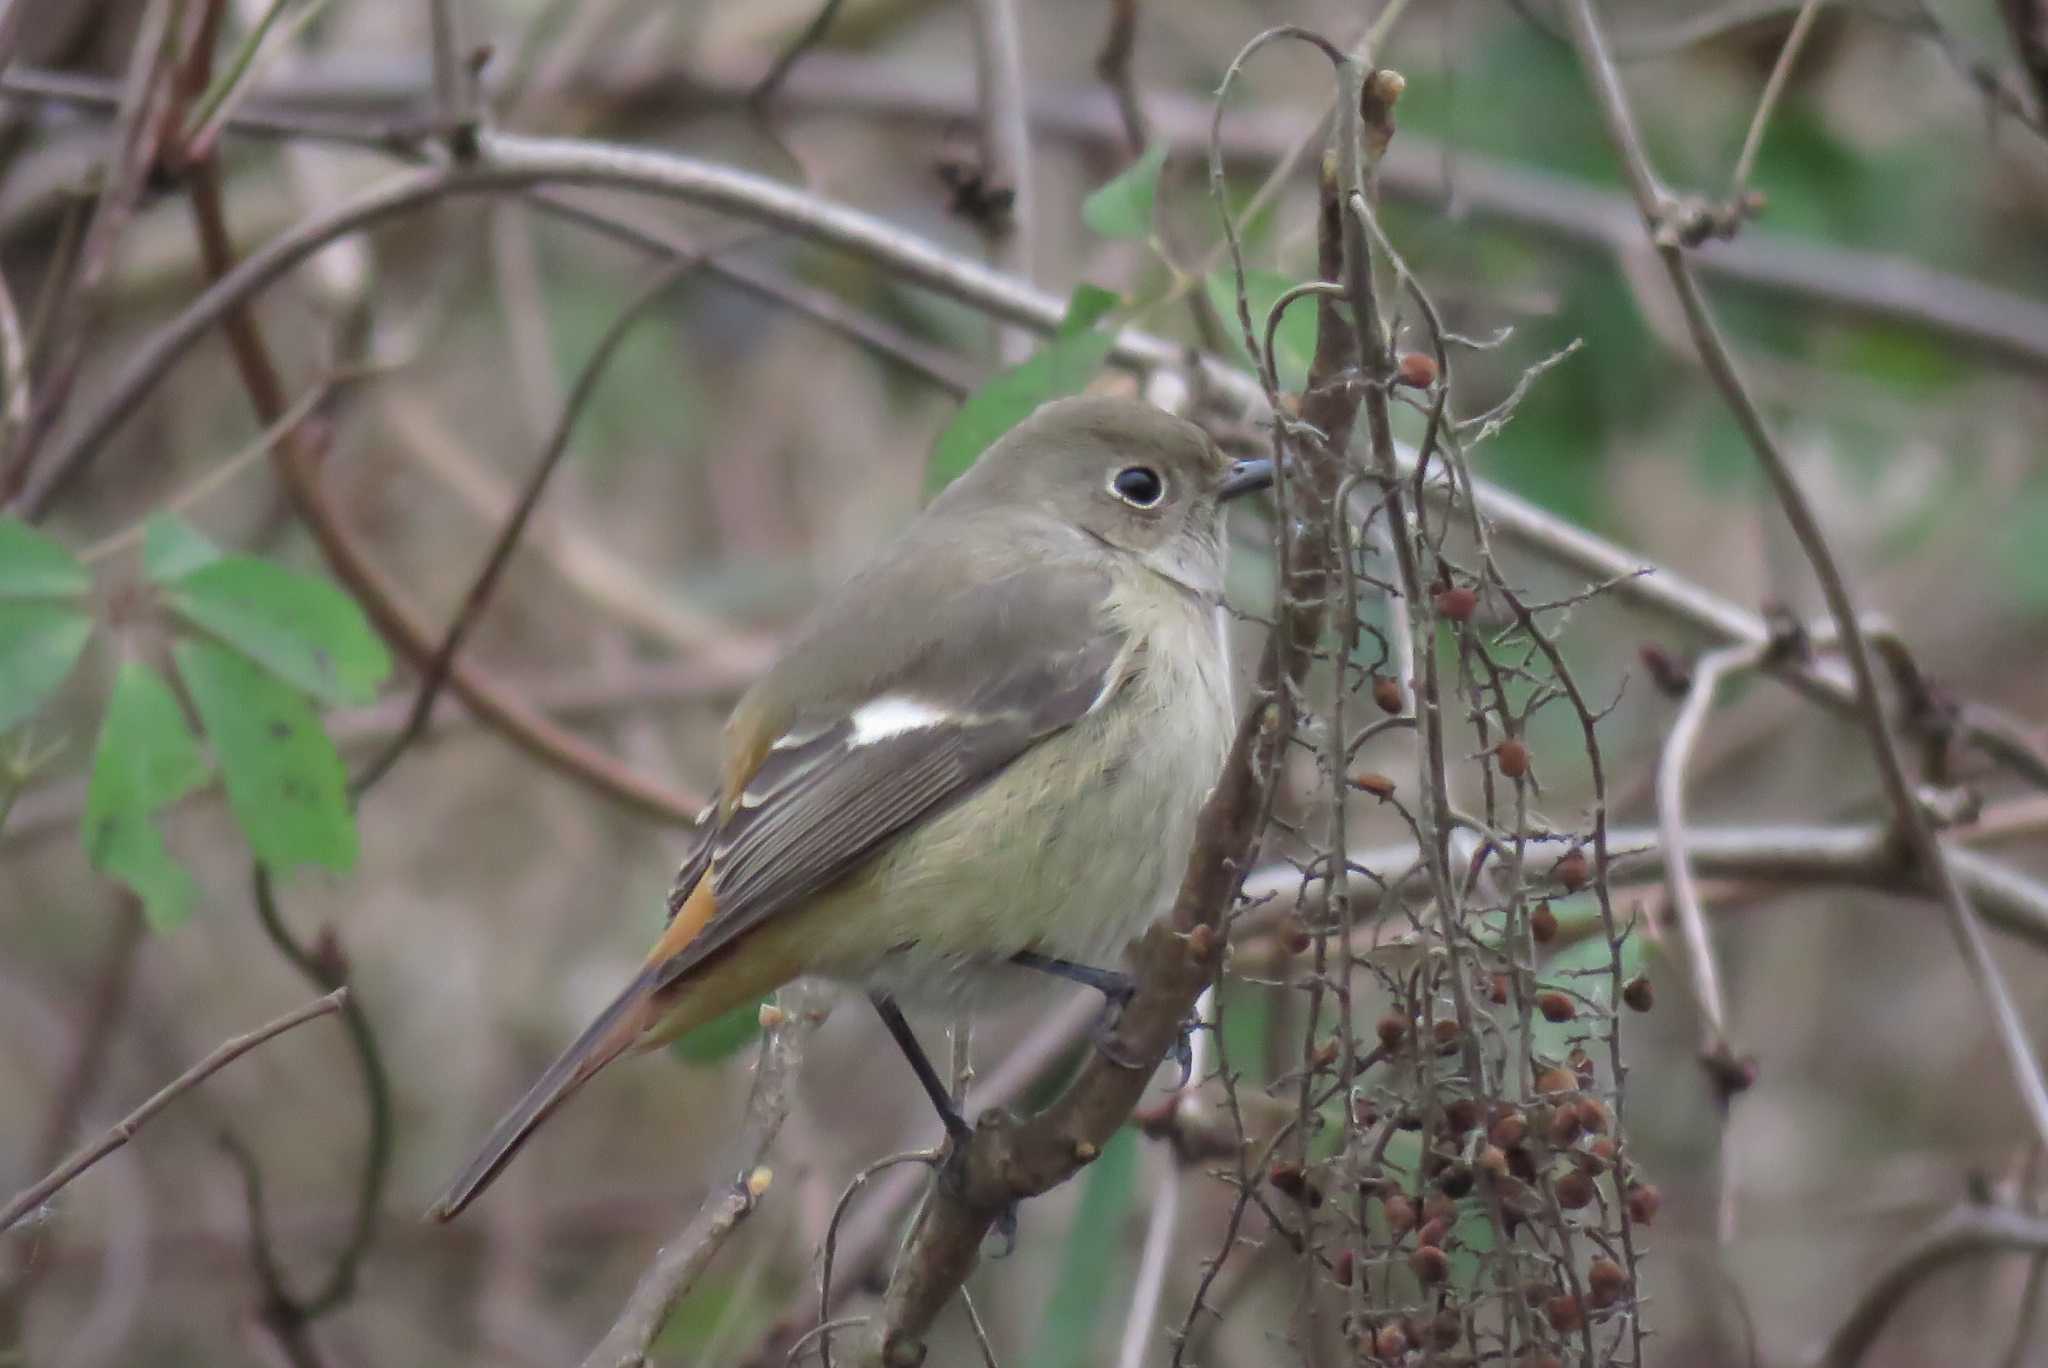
xmin=849 ymin=695 xmax=950 ymax=745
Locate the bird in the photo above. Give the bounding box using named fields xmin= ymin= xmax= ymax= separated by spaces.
xmin=427 ymin=394 xmax=1272 ymax=1221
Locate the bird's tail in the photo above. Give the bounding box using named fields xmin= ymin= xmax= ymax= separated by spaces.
xmin=425 ymin=963 xmax=664 ymax=1223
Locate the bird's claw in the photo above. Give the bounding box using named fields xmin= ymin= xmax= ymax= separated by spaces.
xmin=1089 ymin=995 xmax=1201 ymax=1088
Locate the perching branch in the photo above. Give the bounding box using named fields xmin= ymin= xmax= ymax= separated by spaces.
xmin=0 ymin=990 xmax=346 ymax=1233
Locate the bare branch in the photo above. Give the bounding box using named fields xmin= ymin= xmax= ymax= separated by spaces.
xmin=579 ymin=989 xmax=825 ymax=1368
xmin=1654 ymin=644 xmax=1763 ymax=1054
xmin=1 ymin=990 xmax=347 ymax=1233
xmin=1561 ymin=0 xmax=2048 ymax=1151
xmin=1729 ymin=0 xmax=1826 ymax=196
xmin=1820 ymin=1204 xmax=2048 ymax=1368
xmin=350 ymin=256 xmax=697 ymax=798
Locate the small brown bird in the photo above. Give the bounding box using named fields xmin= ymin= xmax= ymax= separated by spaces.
xmin=428 ymin=396 xmax=1270 ymax=1220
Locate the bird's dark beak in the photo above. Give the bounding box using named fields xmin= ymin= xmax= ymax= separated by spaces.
xmin=1218 ymin=457 xmax=1274 ymax=502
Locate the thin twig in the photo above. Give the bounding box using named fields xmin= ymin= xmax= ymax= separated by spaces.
xmin=351 ymin=257 xmax=697 ymax=797
xmin=1729 ymin=0 xmax=1827 ymax=196
xmin=0 ymin=991 xmax=347 ymax=1232
xmin=12 ymin=53 xmax=2048 ymax=368
xmin=1562 ymin=0 xmax=2048 ymax=1149
xmin=578 ymin=986 xmax=825 ymax=1368
xmin=1654 ymin=643 xmax=1763 ymax=1054
xmin=967 ymin=0 xmax=1034 ymax=363
xmin=1819 ymin=1204 xmax=2048 ymax=1367
xmin=751 ymin=0 xmax=848 ymax=108
xmin=1113 ymin=986 xmax=1210 ymax=1368
xmin=1095 ymin=0 xmax=1145 ymax=151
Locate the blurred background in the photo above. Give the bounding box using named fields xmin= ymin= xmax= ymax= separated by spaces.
xmin=2 ymin=0 xmax=2047 ymax=1364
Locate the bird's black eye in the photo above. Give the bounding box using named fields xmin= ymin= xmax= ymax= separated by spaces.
xmin=1111 ymin=465 xmax=1165 ymax=508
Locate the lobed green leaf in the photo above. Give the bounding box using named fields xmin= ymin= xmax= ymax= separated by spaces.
xmin=162 ymin=551 xmax=391 ymax=706
xmin=0 ymin=517 xmax=90 ymax=600
xmin=1081 ymin=143 xmax=1168 ymax=240
xmin=0 ymin=602 xmax=94 ymax=733
xmin=83 ymin=664 xmax=209 ymax=929
xmin=173 ymin=639 xmax=357 ymax=875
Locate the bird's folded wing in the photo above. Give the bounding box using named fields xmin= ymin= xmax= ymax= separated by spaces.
xmin=653 ymin=567 xmax=1135 ymax=989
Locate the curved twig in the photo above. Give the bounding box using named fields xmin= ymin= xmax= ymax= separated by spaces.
xmin=1 ymin=990 xmax=346 ymax=1233
xmin=1818 ymin=1204 xmax=2048 ymax=1367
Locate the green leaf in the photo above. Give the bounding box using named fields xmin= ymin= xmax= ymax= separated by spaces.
xmin=1061 ymin=281 xmax=1121 ymax=334
xmin=1026 ymin=1127 xmax=1138 ymax=1368
xmin=83 ymin=663 xmax=209 ymax=929
xmin=924 ymin=285 xmax=1121 ymax=493
xmin=0 ymin=517 xmax=90 ymax=599
xmin=0 ymin=601 xmax=94 ymax=732
xmin=1082 ymin=143 xmax=1169 ymax=239
xmin=1204 ymin=268 xmax=1319 ymax=393
xmin=174 ymin=639 xmax=356 ymax=874
xmin=142 ymin=513 xmax=223 ymax=580
xmin=669 ymin=996 xmax=768 ymax=1064
xmin=163 ymin=553 xmax=390 ymax=706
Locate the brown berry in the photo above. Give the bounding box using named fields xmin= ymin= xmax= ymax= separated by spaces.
xmin=1395 ymin=351 xmax=1439 ymax=388
xmin=1383 ymin=1193 xmax=1417 ymax=1233
xmin=1626 ymin=1182 xmax=1663 ymax=1225
xmin=1587 ymin=1257 xmax=1629 ymax=1309
xmin=1623 ymin=974 xmax=1655 ymax=1012
xmin=1416 ymin=1216 xmax=1450 ymax=1249
xmin=1554 ymin=1170 xmax=1594 ymax=1209
xmin=1434 ymin=585 xmax=1478 ymax=622
xmin=1311 ymin=1038 xmax=1339 ymax=1071
xmin=1433 ymin=1018 xmax=1463 ymax=1051
xmin=1280 ymin=914 xmax=1313 ymax=955
xmin=1267 ymin=1159 xmax=1306 ymax=1199
xmin=1478 ymin=1144 xmax=1510 ymax=1178
xmin=1638 ymin=642 xmax=1692 ymax=697
xmin=1547 ymin=1104 xmax=1584 ymax=1147
xmin=1555 ymin=850 xmax=1590 ymax=892
xmin=1575 ymin=1097 xmax=1610 ymax=1135
xmin=1588 ymin=1136 xmax=1620 ymax=1166
xmin=1537 ymin=991 xmax=1576 ymax=1023
xmin=1535 ymin=1066 xmax=1576 ymax=1096
xmin=1372 ymin=675 xmax=1404 ymax=714
xmin=1529 ymin=902 xmax=1558 ymax=944
xmin=1352 ymin=771 xmax=1397 ymax=800
xmin=1333 ymin=1248 xmax=1356 ymax=1287
xmin=1409 ymin=1244 xmax=1450 ymax=1284
xmin=1569 ymin=1046 xmax=1596 ymax=1085
xmin=1376 ymin=1014 xmax=1409 ymax=1049
xmin=1495 ymin=738 xmax=1530 ymax=778
xmin=1371 ymin=1324 xmax=1409 ymax=1359
xmin=1546 ymin=1293 xmax=1584 ymax=1333
xmin=1487 ymin=972 xmax=1510 ymax=1005
xmin=1522 ymin=1280 xmax=1551 ymax=1309
xmin=1488 ymin=1111 xmax=1527 ymax=1148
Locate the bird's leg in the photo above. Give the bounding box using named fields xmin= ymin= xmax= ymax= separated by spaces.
xmin=869 ymin=991 xmax=1021 ymax=1252
xmin=1009 ymin=950 xmax=1196 ymax=1086
xmin=868 ymin=991 xmax=974 ymax=1149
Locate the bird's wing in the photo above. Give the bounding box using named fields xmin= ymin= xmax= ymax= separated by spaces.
xmin=651 ymin=560 xmax=1135 ymax=990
